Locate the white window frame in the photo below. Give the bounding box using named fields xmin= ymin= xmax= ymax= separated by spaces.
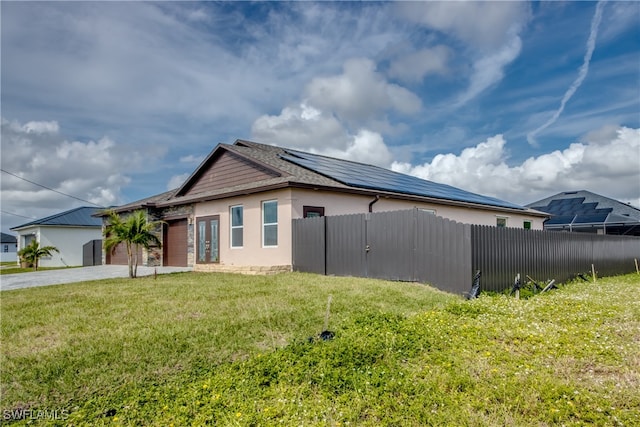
xmin=496 ymin=216 xmax=508 ymax=228
xmin=262 ymin=200 xmax=278 ymax=248
xmin=230 ymin=205 xmax=243 ymax=248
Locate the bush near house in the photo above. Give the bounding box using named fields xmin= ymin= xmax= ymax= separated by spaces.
xmin=1 ymin=272 xmax=638 ymax=425
xmin=16 ymin=241 xmax=58 ymax=271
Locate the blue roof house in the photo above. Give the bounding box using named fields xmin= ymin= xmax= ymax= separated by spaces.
xmin=11 ymin=207 xmax=103 ymax=267
xmin=1 ymin=232 xmax=18 ymax=263
xmin=102 ymin=140 xmax=547 ymax=273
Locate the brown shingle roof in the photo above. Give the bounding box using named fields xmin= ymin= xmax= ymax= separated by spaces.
xmin=109 ymin=139 xmax=545 ymax=216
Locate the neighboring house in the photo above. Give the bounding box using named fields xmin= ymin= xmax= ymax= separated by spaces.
xmin=101 ymin=140 xmax=547 ymax=273
xmin=1 ymin=232 xmax=18 ymax=263
xmin=11 ymin=207 xmax=104 ymax=267
xmin=527 ymin=190 xmax=640 ymax=236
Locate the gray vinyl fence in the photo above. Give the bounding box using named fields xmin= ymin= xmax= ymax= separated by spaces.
xmin=471 ymin=226 xmax=640 ymax=292
xmin=292 ymin=208 xmax=640 ymax=295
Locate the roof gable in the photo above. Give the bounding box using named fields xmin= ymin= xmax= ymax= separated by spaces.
xmin=11 ymin=207 xmax=103 ymax=230
xmin=175 ymin=145 xmax=282 ymax=197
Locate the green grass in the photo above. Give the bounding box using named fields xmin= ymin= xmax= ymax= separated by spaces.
xmin=0 ymin=272 xmax=453 ymax=424
xmin=1 ymin=272 xmax=639 ymax=425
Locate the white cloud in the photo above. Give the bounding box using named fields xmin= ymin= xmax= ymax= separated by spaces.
xmin=395 ymin=1 xmax=529 ymax=108
xmin=252 ymin=56 xmax=421 ymax=167
xmin=453 ymin=33 xmax=522 ymax=108
xmin=179 ymin=154 xmax=205 ymax=164
xmin=305 ymin=58 xmax=422 ymax=123
xmin=388 ymin=46 xmax=450 ymax=83
xmin=22 ymin=120 xmax=60 ymax=134
xmin=252 ymin=104 xmax=393 ymax=167
xmin=252 ymin=104 xmax=392 ymax=167
xmin=527 ymin=1 xmax=606 ymax=146
xmin=167 ymin=173 xmax=191 ymax=191
xmin=320 ymin=130 xmax=392 ymax=168
xmin=392 ymin=126 xmax=640 ymax=207
xmin=1 ymin=118 xmax=138 ymax=230
xmin=252 ymin=103 xmax=350 ymax=151
xmin=395 ymin=1 xmax=528 ymax=49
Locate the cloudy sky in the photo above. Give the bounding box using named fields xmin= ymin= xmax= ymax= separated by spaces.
xmin=2 ymin=1 xmax=639 ymax=233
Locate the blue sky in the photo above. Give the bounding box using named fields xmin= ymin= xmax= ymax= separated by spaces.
xmin=2 ymin=1 xmax=639 ymax=233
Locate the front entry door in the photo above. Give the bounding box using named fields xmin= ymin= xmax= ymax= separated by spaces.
xmin=197 ymin=215 xmax=219 ymax=264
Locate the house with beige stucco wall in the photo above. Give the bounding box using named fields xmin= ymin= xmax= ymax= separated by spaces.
xmin=101 ymin=140 xmax=547 ymax=273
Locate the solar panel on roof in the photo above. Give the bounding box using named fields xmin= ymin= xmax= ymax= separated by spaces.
xmin=545 ymin=215 xmax=576 ymax=225
xmin=573 ymin=213 xmax=609 ymax=224
xmin=577 ymin=203 xmax=598 ymax=214
xmin=280 ymin=150 xmax=524 ymax=210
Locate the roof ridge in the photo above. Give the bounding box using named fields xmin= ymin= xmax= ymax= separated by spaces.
xmin=283 ymin=147 xmax=395 ymax=171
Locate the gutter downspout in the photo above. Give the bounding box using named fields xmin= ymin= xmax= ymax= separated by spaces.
xmin=368 ymin=195 xmax=380 ymax=213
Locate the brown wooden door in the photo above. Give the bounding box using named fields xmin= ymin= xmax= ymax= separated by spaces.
xmin=196 ymin=216 xmax=219 ymax=264
xmin=163 ymin=219 xmax=188 ymax=266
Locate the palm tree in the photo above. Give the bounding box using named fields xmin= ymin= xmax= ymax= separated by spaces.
xmin=103 ymin=210 xmax=163 ymax=278
xmin=18 ymin=240 xmax=59 ymax=271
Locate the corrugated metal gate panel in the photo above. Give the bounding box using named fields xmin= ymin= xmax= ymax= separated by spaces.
xmin=367 ymin=210 xmax=415 ymax=282
xmin=164 ymin=219 xmax=188 ymax=267
xmin=414 ymin=211 xmax=471 ymax=295
xmin=326 ymin=214 xmax=366 ymax=277
xmin=83 ymin=240 xmax=102 ymax=266
xmin=292 ymin=216 xmax=325 ymax=274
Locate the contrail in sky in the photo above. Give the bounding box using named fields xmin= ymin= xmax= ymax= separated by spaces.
xmin=527 ymin=1 xmax=606 ymax=146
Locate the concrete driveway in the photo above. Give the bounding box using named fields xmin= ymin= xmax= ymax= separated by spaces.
xmin=0 ymin=265 xmax=193 ymax=291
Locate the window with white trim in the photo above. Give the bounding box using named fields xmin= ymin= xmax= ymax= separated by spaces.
xmin=230 ymin=205 xmax=243 ymax=248
xmin=496 ymin=217 xmax=508 ymax=228
xmin=262 ymin=200 xmax=278 ymax=247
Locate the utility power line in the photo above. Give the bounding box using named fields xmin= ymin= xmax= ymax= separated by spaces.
xmin=0 ymin=209 xmax=36 ymax=220
xmin=1 ymin=169 xmax=102 ymax=207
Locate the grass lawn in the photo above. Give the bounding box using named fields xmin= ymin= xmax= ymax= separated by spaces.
xmin=1 ymin=272 xmax=638 ymax=425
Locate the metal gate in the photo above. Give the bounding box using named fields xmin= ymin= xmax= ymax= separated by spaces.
xmin=293 ymin=209 xmax=471 ymax=294
xmin=82 ymin=239 xmax=102 ymax=266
